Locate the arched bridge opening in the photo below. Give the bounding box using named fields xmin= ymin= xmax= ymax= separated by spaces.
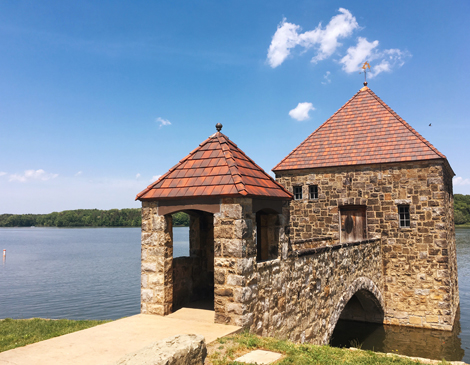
xmin=324 ymin=277 xmax=384 ymax=345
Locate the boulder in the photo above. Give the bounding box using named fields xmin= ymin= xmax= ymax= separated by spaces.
xmin=115 ymin=334 xmax=206 ymax=365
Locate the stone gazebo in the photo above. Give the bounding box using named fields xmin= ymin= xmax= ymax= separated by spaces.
xmin=136 ymin=124 xmax=292 ymax=326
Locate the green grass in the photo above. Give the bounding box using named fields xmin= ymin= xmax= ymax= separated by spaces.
xmin=0 ymin=318 xmax=109 ymax=353
xmin=208 ymin=331 xmax=448 ymax=365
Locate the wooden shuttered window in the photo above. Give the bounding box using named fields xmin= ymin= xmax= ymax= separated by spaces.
xmin=340 ymin=206 xmax=367 ymax=243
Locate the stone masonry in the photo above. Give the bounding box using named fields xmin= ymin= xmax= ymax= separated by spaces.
xmin=275 ymin=159 xmax=459 ymax=331
xmin=141 ymin=196 xmax=385 ymax=344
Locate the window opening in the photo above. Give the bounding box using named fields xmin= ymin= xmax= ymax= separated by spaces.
xmin=399 ymin=205 xmax=410 ymax=228
xmin=340 ymin=206 xmax=367 ymax=243
xmin=293 ymin=186 xmax=302 ymax=200
xmin=309 ymin=185 xmax=318 ymax=199
xmin=172 ymin=212 xmax=190 ymax=257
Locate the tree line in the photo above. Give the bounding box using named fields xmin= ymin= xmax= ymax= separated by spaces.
xmin=0 ymin=209 xmax=190 ymax=227
xmin=455 ymin=194 xmax=470 ymax=225
xmin=1 ymin=195 xmax=469 ymax=227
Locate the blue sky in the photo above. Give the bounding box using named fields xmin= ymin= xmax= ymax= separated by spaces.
xmin=1 ymin=1 xmax=469 ymax=214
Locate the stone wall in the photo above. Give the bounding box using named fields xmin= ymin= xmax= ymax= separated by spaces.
xmin=141 ymin=201 xmax=173 ymax=315
xmin=275 ymin=159 xmax=459 ymax=331
xmin=213 ymin=197 xmax=258 ymax=327
xmin=248 ymin=239 xmax=383 ymax=344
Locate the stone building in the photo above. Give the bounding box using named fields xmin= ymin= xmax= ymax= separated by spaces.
xmin=136 ymin=85 xmax=459 ymax=344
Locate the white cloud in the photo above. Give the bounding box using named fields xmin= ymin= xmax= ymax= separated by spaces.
xmin=9 ymin=169 xmax=58 ymax=183
xmin=267 ymin=8 xmax=358 ymax=68
xmin=322 ymin=71 xmax=331 ymax=85
xmin=75 ymin=171 xmax=83 ymax=176
xmin=150 ymin=174 xmax=162 ymax=183
xmin=289 ymin=102 xmax=315 ymax=121
xmin=135 ymin=173 xmax=141 ymax=179
xmin=340 ymin=38 xmax=410 ymax=78
xmin=267 ymin=20 xmax=302 ymax=68
xmin=0 ymin=172 xmax=7 ymax=177
xmin=453 ymin=177 xmax=470 ymax=186
xmin=340 ymin=37 xmax=379 ymax=73
xmin=156 ymin=117 xmax=171 ymax=128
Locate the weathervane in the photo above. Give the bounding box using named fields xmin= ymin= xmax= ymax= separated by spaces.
xmin=360 ymin=61 xmax=370 ymax=86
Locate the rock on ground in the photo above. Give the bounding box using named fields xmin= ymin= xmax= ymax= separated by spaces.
xmin=114 ymin=334 xmax=206 ymax=365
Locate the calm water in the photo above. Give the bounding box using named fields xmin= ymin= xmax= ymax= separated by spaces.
xmin=0 ymin=227 xmax=469 ymax=361
xmin=0 ymin=227 xmax=189 ymax=320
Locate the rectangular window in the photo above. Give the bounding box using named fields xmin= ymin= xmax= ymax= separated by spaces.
xmin=399 ymin=206 xmax=410 ymax=228
xmin=293 ymin=186 xmax=302 ymax=200
xmin=309 ymin=185 xmax=318 ymax=199
xmin=340 ymin=206 xmax=367 ymax=243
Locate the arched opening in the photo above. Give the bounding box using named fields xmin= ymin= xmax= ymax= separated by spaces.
xmin=339 ymin=289 xmax=384 ymax=323
xmin=171 ymin=209 xmax=214 ymax=311
xmin=328 ymin=281 xmax=385 ymax=348
xmin=255 ymin=209 xmax=279 ymax=262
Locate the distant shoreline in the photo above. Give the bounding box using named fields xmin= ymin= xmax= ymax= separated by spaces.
xmin=0 ymin=209 xmax=190 ymax=228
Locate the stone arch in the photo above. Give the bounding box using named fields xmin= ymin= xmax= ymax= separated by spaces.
xmin=322 ymin=277 xmax=384 ymax=344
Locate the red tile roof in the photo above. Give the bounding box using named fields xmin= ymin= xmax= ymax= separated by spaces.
xmin=136 ymin=130 xmax=293 ymax=201
xmin=273 ymin=86 xmax=447 ymax=172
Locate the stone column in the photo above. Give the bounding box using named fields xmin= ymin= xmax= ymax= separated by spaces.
xmin=141 ymin=201 xmax=173 ymax=315
xmin=213 ymin=197 xmax=256 ymax=327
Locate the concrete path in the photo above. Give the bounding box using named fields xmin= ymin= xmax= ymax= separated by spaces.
xmin=0 ymin=308 xmax=241 ymax=365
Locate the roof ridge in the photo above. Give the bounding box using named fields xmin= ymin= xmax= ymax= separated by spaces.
xmin=228 ymin=137 xmax=293 ymax=197
xmin=273 ymin=88 xmax=363 ymax=172
xmin=217 ymin=133 xmax=248 ymax=195
xmin=365 ymin=88 xmax=446 ymax=159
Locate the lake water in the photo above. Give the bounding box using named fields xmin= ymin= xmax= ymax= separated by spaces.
xmin=0 ymin=227 xmax=189 ymax=320
xmin=0 ymin=226 xmax=469 ymax=361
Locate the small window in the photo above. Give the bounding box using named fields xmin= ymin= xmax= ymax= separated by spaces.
xmin=309 ymin=185 xmax=318 ymax=199
xmin=293 ymin=186 xmax=302 ymax=200
xmin=399 ymin=206 xmax=410 ymax=228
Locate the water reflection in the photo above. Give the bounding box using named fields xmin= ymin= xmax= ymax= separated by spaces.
xmin=331 ymin=307 xmax=464 ymax=361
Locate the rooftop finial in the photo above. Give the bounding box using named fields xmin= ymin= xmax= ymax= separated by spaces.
xmin=360 ymin=61 xmax=370 ymax=86
xmin=216 ymin=123 xmax=223 ymax=132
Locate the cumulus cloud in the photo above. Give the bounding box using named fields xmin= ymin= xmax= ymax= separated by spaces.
xmin=267 ymin=9 xmax=410 ymax=78
xmin=150 ymin=174 xmax=162 ymax=183
xmin=9 ymin=169 xmax=58 ymax=183
xmin=135 ymin=173 xmax=141 ymax=179
xmin=156 ymin=117 xmax=171 ymax=128
xmin=340 ymin=37 xmax=410 ymax=78
xmin=0 ymin=172 xmax=6 ymax=177
xmin=75 ymin=171 xmax=82 ymax=176
xmin=453 ymin=177 xmax=470 ymax=186
xmin=267 ymin=8 xmax=359 ymax=68
xmin=289 ymin=102 xmax=315 ymax=121
xmin=340 ymin=37 xmax=378 ymax=73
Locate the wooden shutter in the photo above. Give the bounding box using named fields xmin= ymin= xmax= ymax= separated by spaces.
xmin=340 ymin=206 xmax=366 ymax=243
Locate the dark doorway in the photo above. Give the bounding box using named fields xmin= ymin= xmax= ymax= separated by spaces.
xmin=172 ymin=210 xmax=214 ymax=311
xmin=256 ymin=209 xmax=279 ymax=262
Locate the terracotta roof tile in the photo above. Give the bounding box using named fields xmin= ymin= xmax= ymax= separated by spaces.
xmin=273 ymin=87 xmax=447 ymax=172
xmin=136 ymin=129 xmax=293 ymax=201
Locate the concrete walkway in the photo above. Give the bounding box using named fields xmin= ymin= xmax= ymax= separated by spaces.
xmin=0 ymin=308 xmax=241 ymax=365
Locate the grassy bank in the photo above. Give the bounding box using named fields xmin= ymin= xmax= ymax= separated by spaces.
xmin=206 ymin=331 xmax=445 ymax=365
xmin=0 ymin=318 xmax=109 ymax=353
